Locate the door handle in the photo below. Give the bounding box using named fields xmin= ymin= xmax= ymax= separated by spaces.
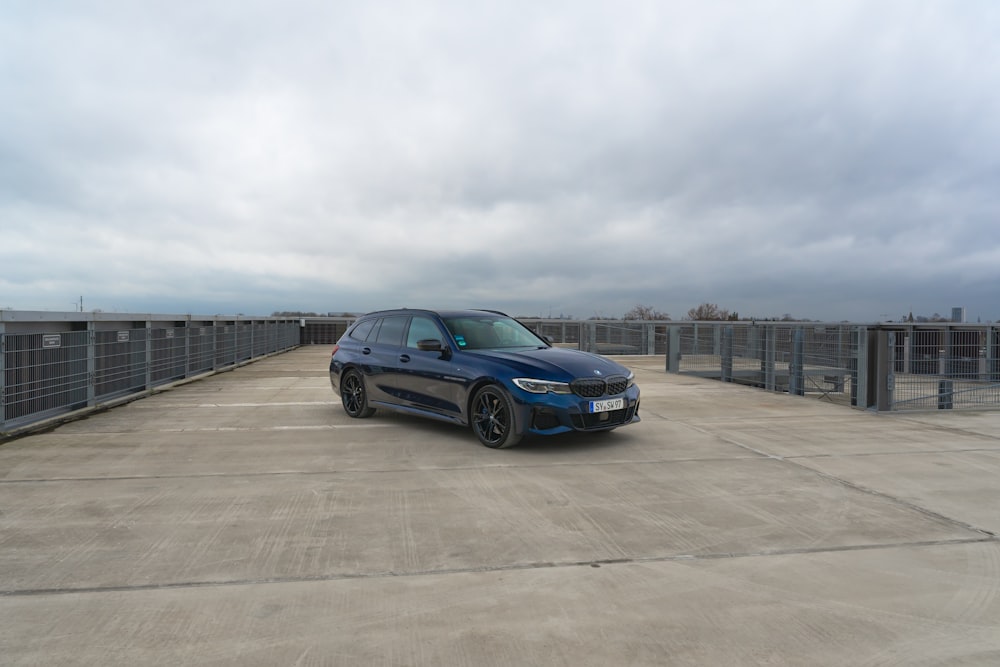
xmin=398 ymin=354 xmax=411 ymax=363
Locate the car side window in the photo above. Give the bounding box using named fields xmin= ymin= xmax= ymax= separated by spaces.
xmin=349 ymin=319 xmax=376 ymax=341
xmin=375 ymin=316 xmax=407 ymax=346
xmin=406 ymin=316 xmax=443 ymax=349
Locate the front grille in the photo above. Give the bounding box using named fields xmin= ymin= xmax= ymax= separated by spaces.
xmin=571 ymin=378 xmax=605 ymax=398
xmin=570 ymin=375 xmax=628 ymax=398
xmin=606 ymin=376 xmax=628 ymax=395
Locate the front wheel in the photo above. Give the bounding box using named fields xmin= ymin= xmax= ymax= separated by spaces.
xmin=341 ymin=370 xmax=375 ymax=418
xmin=471 ymin=385 xmax=522 ymax=448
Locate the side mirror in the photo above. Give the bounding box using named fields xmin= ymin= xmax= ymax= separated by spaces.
xmin=416 ymin=339 xmax=451 ymax=359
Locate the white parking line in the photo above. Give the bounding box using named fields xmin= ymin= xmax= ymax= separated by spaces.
xmin=155 ymin=424 xmax=394 ymax=432
xmin=140 ymin=402 xmax=338 ymax=408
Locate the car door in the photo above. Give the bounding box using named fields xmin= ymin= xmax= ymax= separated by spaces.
xmin=360 ymin=315 xmax=409 ymax=406
xmin=394 ymin=315 xmax=469 ymax=419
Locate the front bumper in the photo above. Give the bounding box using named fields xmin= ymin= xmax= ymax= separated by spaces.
xmin=509 ymin=385 xmax=641 ymax=437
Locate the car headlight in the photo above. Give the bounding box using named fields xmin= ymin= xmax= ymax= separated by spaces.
xmin=626 ymin=371 xmax=635 ymax=388
xmin=512 ymin=378 xmax=573 ymax=394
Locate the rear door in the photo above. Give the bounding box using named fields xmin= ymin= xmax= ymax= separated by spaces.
xmin=360 ymin=315 xmax=409 ymax=405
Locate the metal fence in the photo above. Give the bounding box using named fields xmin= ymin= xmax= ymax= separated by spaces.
xmin=883 ymin=325 xmax=1000 ymax=410
xmin=523 ymin=320 xmax=666 ymax=355
xmin=662 ymin=322 xmax=864 ymax=406
xmin=11 ymin=312 xmax=990 ymax=425
xmin=2 ymin=312 xmax=301 ymax=434
xmin=654 ymin=321 xmax=999 ymax=412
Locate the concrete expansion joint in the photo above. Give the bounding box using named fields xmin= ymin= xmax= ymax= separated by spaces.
xmin=792 ymin=462 xmax=997 ymax=539
xmin=5 ymin=535 xmax=996 ymax=599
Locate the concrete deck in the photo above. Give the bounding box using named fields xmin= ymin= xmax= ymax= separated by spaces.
xmin=2 ymin=347 xmax=999 ymax=665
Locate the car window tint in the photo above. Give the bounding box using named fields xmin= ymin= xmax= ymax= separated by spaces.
xmin=406 ymin=316 xmax=442 ymax=348
xmin=444 ymin=316 xmax=543 ymax=350
xmin=375 ymin=316 xmax=407 ymax=346
xmin=349 ymin=319 xmax=376 ymax=341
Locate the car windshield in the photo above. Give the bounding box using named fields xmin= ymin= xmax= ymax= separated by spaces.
xmin=443 ymin=316 xmax=547 ymax=351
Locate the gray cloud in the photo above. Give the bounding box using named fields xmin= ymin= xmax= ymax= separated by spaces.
xmin=2 ymin=0 xmax=999 ymax=321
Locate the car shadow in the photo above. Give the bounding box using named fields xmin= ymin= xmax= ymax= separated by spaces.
xmin=514 ymin=430 xmax=632 ymax=454
xmin=372 ymin=410 xmax=632 ymax=453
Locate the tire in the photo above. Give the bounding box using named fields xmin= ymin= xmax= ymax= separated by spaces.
xmin=470 ymin=385 xmax=522 ymax=448
xmin=341 ymin=369 xmax=375 ymax=418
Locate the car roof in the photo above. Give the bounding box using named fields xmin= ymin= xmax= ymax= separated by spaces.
xmin=357 ymin=308 xmax=510 ymax=319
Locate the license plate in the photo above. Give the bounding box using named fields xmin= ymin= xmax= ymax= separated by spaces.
xmin=588 ymin=397 xmax=624 ymax=413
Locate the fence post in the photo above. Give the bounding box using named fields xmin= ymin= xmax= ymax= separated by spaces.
xmin=646 ymin=323 xmax=656 ymax=355
xmin=789 ymin=327 xmax=805 ymax=396
xmin=721 ymin=326 xmax=733 ymax=382
xmin=979 ymin=328 xmax=989 ymax=381
xmin=665 ymin=326 xmax=681 ymax=373
xmin=87 ymin=322 xmax=96 ymax=409
xmin=144 ymin=320 xmax=153 ymax=391
xmin=762 ymin=326 xmax=776 ymax=391
xmin=851 ymin=327 xmax=865 ymax=407
xmin=875 ymin=329 xmax=894 ymax=411
xmin=990 ymin=326 xmax=998 ymax=382
xmin=902 ymin=331 xmax=911 ymax=374
xmin=938 ymin=379 xmax=954 ymax=409
xmin=938 ymin=326 xmax=951 ymax=375
xmin=184 ymin=320 xmax=192 ymax=377
xmin=219 ymin=321 xmax=227 ymax=368
xmin=862 ymin=329 xmax=872 ymax=406
xmin=848 ymin=356 xmax=858 ymax=407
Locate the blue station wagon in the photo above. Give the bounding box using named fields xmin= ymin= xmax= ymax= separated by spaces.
xmin=329 ymin=309 xmax=640 ymax=448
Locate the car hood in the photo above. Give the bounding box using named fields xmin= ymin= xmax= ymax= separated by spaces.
xmin=467 ymin=346 xmax=630 ymax=380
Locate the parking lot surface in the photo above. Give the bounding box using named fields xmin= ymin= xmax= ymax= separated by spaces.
xmin=2 ymin=346 xmax=999 ymax=665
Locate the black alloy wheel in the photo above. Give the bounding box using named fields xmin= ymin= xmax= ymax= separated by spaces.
xmin=471 ymin=385 xmax=522 ymax=448
xmin=341 ymin=370 xmax=375 ymax=418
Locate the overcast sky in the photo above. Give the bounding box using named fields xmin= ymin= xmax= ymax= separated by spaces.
xmin=2 ymin=1 xmax=998 ymax=321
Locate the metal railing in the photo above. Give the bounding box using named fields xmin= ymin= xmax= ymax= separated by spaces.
xmin=656 ymin=321 xmax=999 ymax=412
xmin=883 ymin=325 xmax=1000 ymax=410
xmin=662 ymin=322 xmax=864 ymax=406
xmin=2 ymin=312 xmax=301 ymax=434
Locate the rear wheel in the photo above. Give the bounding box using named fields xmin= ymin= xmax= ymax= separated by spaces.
xmin=471 ymin=385 xmax=521 ymax=448
xmin=341 ymin=370 xmax=375 ymax=418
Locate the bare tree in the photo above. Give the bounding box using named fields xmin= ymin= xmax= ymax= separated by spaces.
xmin=686 ymin=303 xmax=730 ymax=320
xmin=622 ymin=304 xmax=670 ymax=320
